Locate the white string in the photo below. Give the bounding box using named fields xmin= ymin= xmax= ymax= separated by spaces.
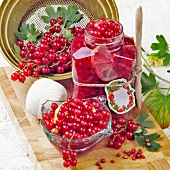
xmin=14 ymin=114 xmax=28 ymax=128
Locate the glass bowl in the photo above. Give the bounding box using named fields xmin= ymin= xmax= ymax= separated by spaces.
xmin=40 ymin=96 xmax=113 ymax=153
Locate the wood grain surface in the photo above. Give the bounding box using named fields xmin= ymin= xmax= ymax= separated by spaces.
xmin=0 ymin=66 xmax=170 ymax=170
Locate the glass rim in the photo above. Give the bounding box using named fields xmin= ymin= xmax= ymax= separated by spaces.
xmin=40 ymin=114 xmax=112 ymax=143
xmin=40 ymin=97 xmax=113 ymax=143
xmin=85 ymin=18 xmax=124 ymax=41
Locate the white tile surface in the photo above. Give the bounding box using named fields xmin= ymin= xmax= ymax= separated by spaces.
xmin=0 ymin=0 xmax=170 ymax=169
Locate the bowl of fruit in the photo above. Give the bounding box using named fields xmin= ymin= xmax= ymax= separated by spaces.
xmin=0 ymin=0 xmax=119 ymax=83
xmin=40 ymin=96 xmax=112 ymax=167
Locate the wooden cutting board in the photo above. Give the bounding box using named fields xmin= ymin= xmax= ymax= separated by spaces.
xmin=0 ymin=66 xmax=170 ymax=170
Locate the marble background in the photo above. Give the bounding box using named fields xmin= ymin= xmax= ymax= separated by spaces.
xmin=0 ymin=0 xmax=170 ymax=169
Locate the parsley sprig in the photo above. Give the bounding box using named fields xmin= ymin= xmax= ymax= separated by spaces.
xmin=134 ymin=113 xmax=161 ymax=152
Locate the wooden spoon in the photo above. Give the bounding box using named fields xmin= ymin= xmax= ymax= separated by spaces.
xmin=135 ymin=6 xmax=143 ymax=110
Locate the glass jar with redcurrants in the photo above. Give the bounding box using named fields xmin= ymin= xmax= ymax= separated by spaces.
xmin=71 ymin=18 xmax=136 ymax=99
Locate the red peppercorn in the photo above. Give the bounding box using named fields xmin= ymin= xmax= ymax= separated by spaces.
xmin=141 ymin=155 xmax=145 ymax=159
xmin=137 ymin=149 xmax=142 ymax=154
xmin=100 ymin=158 xmax=106 ymax=163
xmin=96 ymin=162 xmax=100 ymax=166
xmin=133 ymin=154 xmax=137 ymax=158
xmin=123 ymin=150 xmax=128 ymax=154
xmin=132 ymin=156 xmax=136 ymax=160
xmin=110 ymin=159 xmax=115 ymax=163
xmin=146 ymin=142 xmax=151 ymax=147
xmin=137 ymin=154 xmax=141 ymax=159
xmin=123 ymin=155 xmax=128 ymax=159
xmin=116 ymin=153 xmax=121 ymax=157
xmin=127 ymin=151 xmax=131 ymax=156
xmin=98 ymin=165 xmax=103 ymax=169
xmin=145 ymin=138 xmax=150 ymax=143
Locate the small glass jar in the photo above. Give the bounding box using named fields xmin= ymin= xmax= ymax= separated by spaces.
xmin=71 ymin=19 xmax=136 ymax=99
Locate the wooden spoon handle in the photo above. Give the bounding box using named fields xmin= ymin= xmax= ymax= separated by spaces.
xmin=135 ymin=6 xmax=143 ymax=110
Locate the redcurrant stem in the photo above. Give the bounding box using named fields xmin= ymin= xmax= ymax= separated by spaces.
xmin=112 ymin=127 xmax=126 ymax=141
xmin=66 ymin=61 xmax=71 ymax=66
xmin=166 ymin=86 xmax=170 ymax=95
xmin=156 ymin=87 xmax=170 ymax=90
xmin=45 ymin=59 xmax=57 ymax=67
xmin=67 ymin=132 xmax=75 ymax=151
xmin=142 ymin=55 xmax=170 ymax=84
xmin=50 ymin=61 xmax=60 ymax=68
xmin=144 ymin=64 xmax=170 ymax=84
xmin=67 ymin=45 xmax=72 ymax=55
xmin=32 ymin=42 xmax=39 ymax=47
xmin=133 ymin=114 xmax=140 ymax=122
xmin=61 ymin=21 xmax=67 ymax=32
xmin=52 ymin=22 xmax=60 ymax=28
xmin=20 ymin=62 xmax=34 ymax=73
xmin=55 ymin=43 xmax=67 ymax=54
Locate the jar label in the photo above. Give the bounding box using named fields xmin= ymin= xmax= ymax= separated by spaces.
xmin=105 ymin=78 xmax=135 ymax=114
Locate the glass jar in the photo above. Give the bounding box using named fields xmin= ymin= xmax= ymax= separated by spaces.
xmin=71 ymin=19 xmax=136 ymax=99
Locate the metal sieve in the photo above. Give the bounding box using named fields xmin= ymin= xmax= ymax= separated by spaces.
xmin=0 ymin=0 xmax=119 ymax=80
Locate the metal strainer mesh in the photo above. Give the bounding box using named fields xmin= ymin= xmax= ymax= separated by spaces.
xmin=19 ymin=0 xmax=94 ymax=33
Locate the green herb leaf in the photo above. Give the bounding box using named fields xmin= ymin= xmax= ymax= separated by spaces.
xmin=134 ymin=127 xmax=142 ymax=134
xmin=144 ymin=133 xmax=161 ymax=142
xmin=147 ymin=35 xmax=170 ymax=66
xmin=134 ymin=133 xmax=161 ymax=152
xmin=141 ymin=72 xmax=158 ymax=95
xmin=134 ymin=135 xmax=145 ymax=146
xmin=142 ymin=126 xmax=148 ymax=134
xmin=64 ymin=5 xmax=83 ymax=28
xmin=145 ymin=141 xmax=160 ymax=152
xmin=57 ymin=6 xmax=67 ymax=19
xmin=12 ymin=44 xmax=27 ymax=62
xmin=14 ymin=23 xmax=40 ymax=42
xmin=144 ymin=90 xmax=170 ymax=128
xmin=63 ymin=29 xmax=75 ymax=42
xmin=144 ymin=133 xmax=161 ymax=152
xmin=150 ymin=35 xmax=168 ymax=53
xmin=163 ymin=54 xmax=170 ymax=65
xmin=135 ymin=113 xmax=154 ymax=128
xmin=13 ymin=44 xmax=27 ymax=62
xmin=41 ymin=6 xmax=60 ymax=23
xmin=41 ymin=5 xmax=83 ymax=29
xmin=13 ymin=44 xmax=21 ymax=61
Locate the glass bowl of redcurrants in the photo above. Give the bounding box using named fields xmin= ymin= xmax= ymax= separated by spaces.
xmin=40 ymin=96 xmax=113 ymax=153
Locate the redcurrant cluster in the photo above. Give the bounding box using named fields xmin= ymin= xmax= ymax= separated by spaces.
xmin=42 ymin=98 xmax=111 ymax=139
xmin=86 ymin=18 xmax=122 ymax=38
xmin=62 ymin=149 xmax=77 ymax=168
xmin=107 ymin=117 xmax=142 ymax=149
xmin=42 ymin=102 xmax=58 ymax=131
xmin=11 ymin=17 xmax=85 ymax=83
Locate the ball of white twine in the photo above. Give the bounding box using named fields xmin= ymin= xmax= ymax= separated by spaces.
xmin=26 ymin=78 xmax=68 ymax=119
